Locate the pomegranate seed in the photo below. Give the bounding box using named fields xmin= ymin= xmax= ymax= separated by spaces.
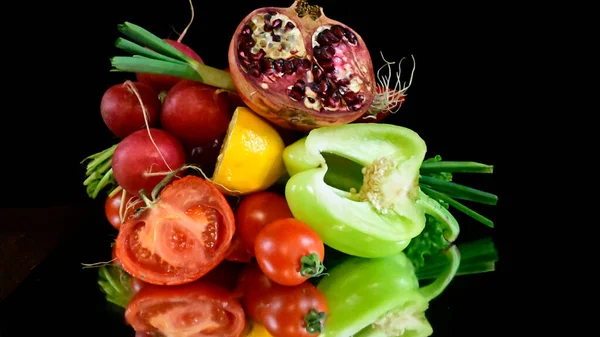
xmin=288 ymin=87 xmax=304 ymax=101
xmin=331 ymin=25 xmax=345 ymax=39
xmin=285 ymin=22 xmax=295 ymax=30
xmin=272 ymin=19 xmax=282 ymax=29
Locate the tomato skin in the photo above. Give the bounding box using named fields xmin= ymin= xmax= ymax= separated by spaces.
xmin=240 ymin=265 xmax=328 ymax=337
xmin=104 ymin=190 xmax=143 ymax=230
xmin=125 ymin=281 xmax=246 ymax=337
xmin=115 ymin=175 xmax=236 ymax=286
xmin=254 ymin=218 xmax=325 ymax=286
xmin=234 ymin=192 xmax=293 ymax=256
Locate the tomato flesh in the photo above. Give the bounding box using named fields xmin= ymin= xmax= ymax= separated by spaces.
xmin=126 ymin=282 xmax=245 ymax=337
xmin=116 ymin=176 xmax=235 ymax=286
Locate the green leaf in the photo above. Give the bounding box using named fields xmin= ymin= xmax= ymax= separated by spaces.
xmin=404 ymin=214 xmax=451 ymax=269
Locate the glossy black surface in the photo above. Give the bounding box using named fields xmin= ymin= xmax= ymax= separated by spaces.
xmin=2 ymin=1 xmax=514 ymax=336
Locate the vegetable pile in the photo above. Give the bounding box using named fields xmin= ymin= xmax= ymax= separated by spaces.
xmin=84 ymin=1 xmax=499 ymax=337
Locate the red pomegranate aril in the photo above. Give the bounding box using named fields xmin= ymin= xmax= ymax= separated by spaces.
xmin=228 ymin=0 xmax=376 ymax=131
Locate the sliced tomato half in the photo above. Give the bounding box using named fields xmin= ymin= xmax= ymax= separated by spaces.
xmin=125 ymin=281 xmax=246 ymax=337
xmin=115 ymin=175 xmax=236 ymax=285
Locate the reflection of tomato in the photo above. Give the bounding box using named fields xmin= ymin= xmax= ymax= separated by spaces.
xmin=234 ymin=192 xmax=293 ymax=256
xmin=239 ymin=264 xmax=328 ymax=337
xmin=126 ymin=281 xmax=246 ymax=337
xmin=115 ymin=175 xmax=235 ymax=285
xmin=104 ymin=190 xmax=143 ymax=230
xmin=255 ymin=218 xmax=325 ymax=286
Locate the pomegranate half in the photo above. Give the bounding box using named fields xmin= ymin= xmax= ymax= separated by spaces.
xmin=228 ymin=0 xmax=376 ymax=131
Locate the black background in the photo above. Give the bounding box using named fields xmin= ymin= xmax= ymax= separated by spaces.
xmin=1 ymin=0 xmax=518 ymax=336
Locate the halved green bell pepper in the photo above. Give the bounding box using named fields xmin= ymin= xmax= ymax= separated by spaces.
xmin=317 ymin=246 xmax=460 ymax=337
xmin=283 ymin=123 xmax=458 ymax=258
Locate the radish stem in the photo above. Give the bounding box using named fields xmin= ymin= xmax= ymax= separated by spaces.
xmin=111 ymin=56 xmax=203 ymax=81
xmin=115 ymin=38 xmax=187 ymax=64
xmin=118 ymin=22 xmax=191 ymax=62
xmin=420 ymin=161 xmax=494 ymax=174
xmin=82 ymin=144 xmax=118 ymax=199
xmin=112 ymin=22 xmax=236 ymax=91
xmin=419 ymin=176 xmax=498 ymax=206
xmin=420 ymin=186 xmax=495 ymax=228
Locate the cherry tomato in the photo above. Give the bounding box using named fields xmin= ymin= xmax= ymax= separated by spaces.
xmin=115 ymin=175 xmax=236 ymax=286
xmin=104 ymin=190 xmax=143 ymax=230
xmin=234 ymin=192 xmax=293 ymax=256
xmin=240 ymin=265 xmax=328 ymax=337
xmin=254 ymin=218 xmax=325 ymax=286
xmin=125 ymin=281 xmax=246 ymax=337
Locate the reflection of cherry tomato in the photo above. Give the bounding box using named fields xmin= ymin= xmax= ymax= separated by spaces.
xmin=115 ymin=176 xmax=235 ymax=285
xmin=200 ymin=260 xmax=245 ymax=291
xmin=235 ymin=263 xmax=275 ymax=318
xmin=125 ymin=281 xmax=246 ymax=337
xmin=234 ymin=192 xmax=293 ymax=256
xmin=255 ymin=218 xmax=325 ymax=286
xmin=104 ymin=190 xmax=143 ymax=230
xmin=225 ymin=234 xmax=253 ymax=263
xmin=239 ymin=264 xmax=328 ymax=337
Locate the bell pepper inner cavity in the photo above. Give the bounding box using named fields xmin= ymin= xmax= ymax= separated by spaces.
xmin=283 ymin=124 xmax=428 ymax=258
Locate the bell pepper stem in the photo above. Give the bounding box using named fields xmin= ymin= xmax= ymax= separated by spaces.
xmin=416 ymin=190 xmax=460 ymax=243
xmin=419 ymin=245 xmax=460 ymax=301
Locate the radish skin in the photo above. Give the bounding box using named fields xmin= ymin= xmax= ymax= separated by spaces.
xmin=112 ymin=128 xmax=187 ymax=198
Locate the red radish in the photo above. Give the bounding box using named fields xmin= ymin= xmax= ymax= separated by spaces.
xmin=136 ymin=39 xmax=204 ymax=92
xmin=161 ymin=80 xmax=232 ymax=148
xmin=100 ymin=81 xmax=161 ymax=139
xmin=111 ymin=128 xmax=186 ymax=198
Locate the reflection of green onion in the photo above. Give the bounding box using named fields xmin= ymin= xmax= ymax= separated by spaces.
xmin=416 ymin=238 xmax=499 ymax=280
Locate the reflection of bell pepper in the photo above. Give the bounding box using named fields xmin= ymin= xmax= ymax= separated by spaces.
xmin=317 ymin=246 xmax=460 ymax=337
xmin=283 ymin=123 xmax=458 ymax=258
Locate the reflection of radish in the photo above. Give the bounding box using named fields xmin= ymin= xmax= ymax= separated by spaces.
xmin=112 ymin=128 xmax=186 ymax=198
xmin=135 ymin=39 xmax=204 ymax=92
xmin=100 ymin=81 xmax=161 ymax=139
xmin=161 ymin=80 xmax=232 ymax=148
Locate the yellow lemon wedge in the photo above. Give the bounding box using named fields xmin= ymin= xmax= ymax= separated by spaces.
xmin=212 ymin=107 xmax=286 ymax=195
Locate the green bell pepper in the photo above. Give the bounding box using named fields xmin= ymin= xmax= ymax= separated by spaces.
xmin=283 ymin=123 xmax=458 ymax=258
xmin=317 ymin=246 xmax=460 ymax=337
